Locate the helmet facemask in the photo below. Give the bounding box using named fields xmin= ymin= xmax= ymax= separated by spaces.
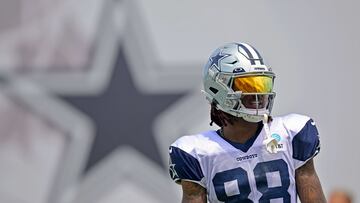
xmin=214 ymin=72 xmax=276 ymax=123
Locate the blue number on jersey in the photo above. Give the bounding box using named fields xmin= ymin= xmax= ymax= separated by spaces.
xmin=254 ymin=159 xmax=290 ymax=202
xmin=213 ymin=159 xmax=290 ymax=202
xmin=213 ymin=167 xmax=252 ymax=203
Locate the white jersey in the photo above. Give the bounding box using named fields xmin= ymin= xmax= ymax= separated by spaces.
xmin=169 ymin=114 xmax=320 ymax=203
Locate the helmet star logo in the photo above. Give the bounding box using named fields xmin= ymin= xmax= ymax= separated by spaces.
xmin=210 ymin=52 xmax=230 ymax=70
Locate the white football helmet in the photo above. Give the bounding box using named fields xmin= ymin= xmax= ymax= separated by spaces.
xmin=202 ymin=42 xmax=276 ymax=123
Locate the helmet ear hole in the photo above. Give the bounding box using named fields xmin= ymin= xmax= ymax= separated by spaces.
xmin=209 ymin=87 xmax=219 ymax=94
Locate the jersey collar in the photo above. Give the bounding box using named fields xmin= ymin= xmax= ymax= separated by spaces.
xmin=216 ymin=122 xmax=263 ymax=152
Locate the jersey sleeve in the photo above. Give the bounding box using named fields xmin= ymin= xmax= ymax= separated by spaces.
xmin=168 ymin=145 xmax=204 ymax=186
xmin=283 ymin=114 xmax=321 ymax=169
xmin=291 ymin=118 xmax=321 ymax=169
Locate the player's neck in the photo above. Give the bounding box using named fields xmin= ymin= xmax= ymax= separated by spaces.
xmin=221 ymin=119 xmax=261 ymax=144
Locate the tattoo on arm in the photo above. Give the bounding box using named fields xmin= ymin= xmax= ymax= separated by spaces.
xmin=296 ymin=159 xmax=326 ymax=203
xmin=181 ymin=180 xmax=207 ymax=203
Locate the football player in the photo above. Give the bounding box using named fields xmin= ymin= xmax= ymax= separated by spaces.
xmin=168 ymin=42 xmax=326 ymax=203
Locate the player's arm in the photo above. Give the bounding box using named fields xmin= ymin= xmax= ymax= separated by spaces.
xmin=181 ymin=180 xmax=207 ymax=203
xmin=295 ymin=158 xmax=326 ymax=203
xmin=168 ymin=145 xmax=206 ymax=203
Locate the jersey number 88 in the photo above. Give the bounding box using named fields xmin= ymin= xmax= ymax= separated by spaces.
xmin=213 ymin=159 xmax=291 ymax=203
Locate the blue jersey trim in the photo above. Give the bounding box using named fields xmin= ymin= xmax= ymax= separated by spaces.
xmin=292 ymin=119 xmax=320 ymax=161
xmin=169 ymin=146 xmax=204 ymax=182
xmin=216 ymin=122 xmax=263 ymax=152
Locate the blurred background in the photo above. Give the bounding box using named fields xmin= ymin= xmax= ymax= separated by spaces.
xmin=0 ymin=0 xmax=359 ymax=202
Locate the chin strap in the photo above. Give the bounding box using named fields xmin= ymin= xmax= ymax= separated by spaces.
xmin=262 ymin=114 xmax=278 ymax=153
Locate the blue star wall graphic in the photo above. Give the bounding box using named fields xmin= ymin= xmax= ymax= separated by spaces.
xmin=62 ymin=45 xmax=185 ymax=172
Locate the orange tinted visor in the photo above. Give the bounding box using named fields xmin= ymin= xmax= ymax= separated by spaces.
xmin=232 ymin=75 xmax=273 ymax=93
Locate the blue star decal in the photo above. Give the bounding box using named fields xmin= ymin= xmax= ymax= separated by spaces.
xmin=209 ymin=52 xmax=230 ymax=69
xmin=61 ymin=45 xmax=185 ymax=172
